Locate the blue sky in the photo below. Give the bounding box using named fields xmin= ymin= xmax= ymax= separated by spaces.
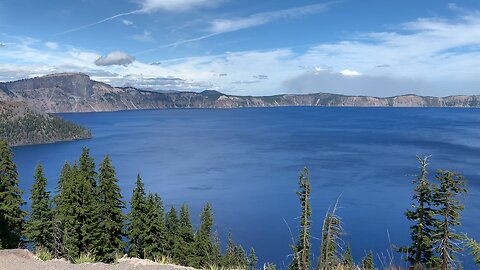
xmin=1 ymin=0 xmax=480 ymax=96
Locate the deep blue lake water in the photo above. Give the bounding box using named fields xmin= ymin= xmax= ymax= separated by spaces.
xmin=12 ymin=107 xmax=480 ymax=268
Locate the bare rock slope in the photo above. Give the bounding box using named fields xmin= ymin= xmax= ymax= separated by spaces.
xmin=0 ymin=249 xmax=196 ymax=270
xmin=1 ymin=73 xmax=480 ymax=113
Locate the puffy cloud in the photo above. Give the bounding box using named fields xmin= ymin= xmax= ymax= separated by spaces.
xmin=0 ymin=43 xmax=6 ymax=48
xmin=45 ymin=42 xmax=59 ymax=49
xmin=340 ymin=69 xmax=362 ymax=77
xmin=94 ymin=51 xmax=136 ymax=66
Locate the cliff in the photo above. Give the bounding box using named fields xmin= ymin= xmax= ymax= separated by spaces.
xmin=1 ymin=73 xmax=480 ymax=113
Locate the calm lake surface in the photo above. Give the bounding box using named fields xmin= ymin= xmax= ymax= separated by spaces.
xmin=12 ymin=107 xmax=480 ymax=268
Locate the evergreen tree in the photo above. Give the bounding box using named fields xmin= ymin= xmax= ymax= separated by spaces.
xmin=60 ymin=161 xmax=99 ymax=260
xmin=51 ymin=162 xmax=71 ymax=258
xmin=0 ymin=140 xmax=26 ymax=248
xmin=464 ymin=236 xmax=480 ymax=266
xmin=25 ymin=163 xmax=53 ymax=250
xmin=193 ymin=203 xmax=215 ymax=267
xmin=248 ymin=247 xmax=258 ymax=270
xmin=290 ymin=167 xmax=312 ymax=270
xmin=432 ymin=170 xmax=467 ymax=270
xmin=176 ymin=204 xmax=195 ymax=265
xmin=128 ymin=174 xmax=148 ymax=258
xmin=79 ymin=147 xmax=97 ymax=188
xmin=318 ymin=201 xmax=344 ymax=270
xmin=144 ymin=193 xmax=167 ymax=260
xmin=361 ymin=251 xmax=374 ymax=270
xmin=97 ymin=156 xmax=125 ymax=262
xmin=166 ymin=206 xmax=179 ymax=258
xmin=405 ymin=156 xmax=437 ymax=268
xmin=342 ymin=244 xmax=354 ymax=269
xmin=78 ymin=148 xmax=101 ymax=255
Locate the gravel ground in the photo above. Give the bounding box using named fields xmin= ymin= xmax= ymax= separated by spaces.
xmin=0 ymin=249 xmax=197 ymax=270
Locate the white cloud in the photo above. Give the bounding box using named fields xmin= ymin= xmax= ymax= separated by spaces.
xmin=94 ymin=51 xmax=136 ymax=66
xmin=136 ymin=3 xmax=331 ymax=54
xmin=340 ymin=69 xmax=362 ymax=77
xmin=122 ymin=19 xmax=134 ymax=26
xmin=131 ymin=30 xmax=154 ymax=42
xmin=208 ymin=3 xmax=329 ymax=34
xmin=45 ymin=42 xmax=59 ymax=49
xmin=135 ymin=0 xmax=221 ymax=12
xmin=4 ymin=10 xmax=480 ymax=96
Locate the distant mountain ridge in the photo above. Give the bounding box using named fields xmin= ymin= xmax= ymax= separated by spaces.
xmin=1 ymin=73 xmax=480 ymax=113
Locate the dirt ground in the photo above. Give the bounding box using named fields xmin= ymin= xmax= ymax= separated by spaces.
xmin=0 ymin=249 xmax=197 ymax=270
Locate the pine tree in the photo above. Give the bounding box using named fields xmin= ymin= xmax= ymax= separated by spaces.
xmin=224 ymin=232 xmax=237 ymax=267
xmin=342 ymin=244 xmax=354 ymax=268
xmin=405 ymin=156 xmax=437 ymax=268
xmin=79 ymin=147 xmax=97 ymax=188
xmin=77 ymin=148 xmax=101 ymax=256
xmin=59 ymin=163 xmax=82 ymax=259
xmin=248 ymin=247 xmax=258 ymax=270
xmin=318 ymin=201 xmax=344 ymax=270
xmin=361 ymin=251 xmax=374 ymax=270
xmin=432 ymin=170 xmax=467 ymax=270
xmin=52 ymin=162 xmax=71 ymax=258
xmin=0 ymin=140 xmax=26 ymax=248
xmin=176 ymin=204 xmax=195 ymax=265
xmin=97 ymin=155 xmax=125 ymax=262
xmin=128 ymin=174 xmax=148 ymax=258
xmin=166 ymin=206 xmax=179 ymax=258
xmin=25 ymin=163 xmax=53 ymax=251
xmin=290 ymin=167 xmax=312 ymax=270
xmin=59 ymin=161 xmax=99 ymax=261
xmin=144 ymin=193 xmax=167 ymax=260
xmin=193 ymin=203 xmax=215 ymax=267
xmin=464 ymin=236 xmax=480 ymax=266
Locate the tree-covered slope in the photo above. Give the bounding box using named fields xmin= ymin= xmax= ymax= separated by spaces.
xmin=0 ymin=101 xmax=91 ymax=146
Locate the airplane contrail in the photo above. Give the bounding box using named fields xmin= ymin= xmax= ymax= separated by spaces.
xmin=55 ymin=10 xmax=142 ymax=36
xmin=133 ymin=33 xmax=219 ymax=55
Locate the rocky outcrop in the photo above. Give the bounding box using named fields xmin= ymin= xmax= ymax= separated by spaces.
xmin=1 ymin=73 xmax=480 ymax=113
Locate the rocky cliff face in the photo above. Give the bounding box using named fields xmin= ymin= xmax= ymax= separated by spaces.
xmin=1 ymin=73 xmax=480 ymax=113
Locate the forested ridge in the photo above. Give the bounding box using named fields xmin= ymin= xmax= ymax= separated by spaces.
xmin=0 ymin=101 xmax=91 ymax=146
xmin=0 ymin=140 xmax=479 ymax=269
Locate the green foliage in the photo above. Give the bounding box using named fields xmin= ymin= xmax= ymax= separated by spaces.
xmin=223 ymin=233 xmax=249 ymax=269
xmin=97 ymin=155 xmax=126 ymax=262
xmin=318 ymin=200 xmax=344 ymax=270
xmin=342 ymin=245 xmax=353 ymax=268
xmin=432 ymin=170 xmax=467 ymax=270
xmin=166 ymin=205 xmax=179 ymax=258
xmin=290 ymin=167 xmax=312 ymax=270
xmin=248 ymin=248 xmax=258 ymax=270
xmin=25 ymin=163 xmax=53 ymax=250
xmin=34 ymin=245 xmax=53 ymax=261
xmin=464 ymin=236 xmax=480 ymax=266
xmin=264 ymin=262 xmax=277 ymax=270
xmin=144 ymin=193 xmax=167 ymax=260
xmin=0 ymin=102 xmax=91 ymax=146
xmin=193 ymin=203 xmax=215 ymax=268
xmin=361 ymin=251 xmax=374 ymax=270
xmin=176 ymin=204 xmax=195 ymax=265
xmin=127 ymin=174 xmax=148 ymax=258
xmin=73 ymin=252 xmax=96 ymax=264
xmin=404 ymin=156 xmax=437 ymax=268
xmin=0 ymin=139 xmax=26 ymax=248
xmin=51 ymin=162 xmax=71 ymax=258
